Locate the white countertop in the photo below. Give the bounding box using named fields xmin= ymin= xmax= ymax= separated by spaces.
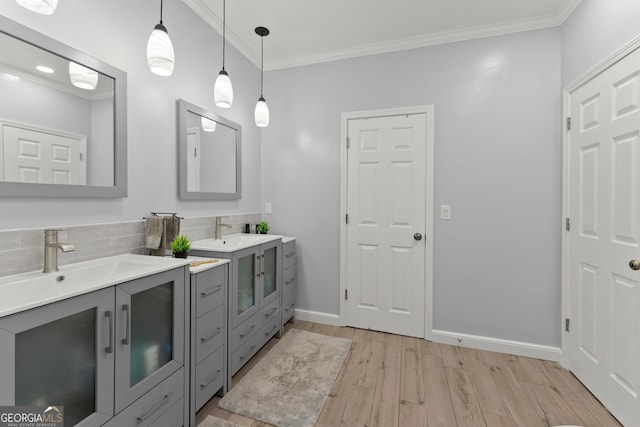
xmin=0 ymin=254 xmax=190 ymax=318
xmin=187 ymin=256 xmax=230 ymax=274
xmin=191 ymin=233 xmax=283 ymax=253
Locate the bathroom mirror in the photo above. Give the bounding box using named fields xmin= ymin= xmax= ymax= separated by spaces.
xmin=0 ymin=16 xmax=127 ymax=197
xmin=178 ymin=99 xmax=241 ymax=200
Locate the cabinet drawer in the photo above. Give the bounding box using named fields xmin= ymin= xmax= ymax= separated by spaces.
xmin=104 ymin=369 xmax=184 ymax=427
xmin=195 ymin=347 xmax=224 ymax=410
xmin=195 ymin=266 xmax=226 ymax=316
xmin=195 ymin=304 xmax=224 ymax=363
xmin=257 ymin=311 xmax=280 ymax=347
xmin=231 ymin=315 xmax=260 ymax=352
xmin=231 ymin=331 xmax=263 ymax=374
xmin=260 ymin=297 xmax=280 ymax=324
xmin=283 ymin=265 xmax=296 ymax=295
xmin=282 ymin=290 xmax=295 ymax=324
xmin=283 ymin=241 xmax=296 ymax=269
xmin=148 ymin=397 xmax=184 ymax=427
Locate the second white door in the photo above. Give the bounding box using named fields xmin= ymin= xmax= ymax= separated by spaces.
xmin=345 ymin=109 xmax=432 ymax=338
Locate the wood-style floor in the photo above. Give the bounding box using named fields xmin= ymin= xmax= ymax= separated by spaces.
xmin=196 ymin=319 xmax=622 ymax=427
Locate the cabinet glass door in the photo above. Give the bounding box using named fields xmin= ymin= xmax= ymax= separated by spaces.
xmin=114 ymin=268 xmax=185 ymax=411
xmin=263 ymin=246 xmax=277 ymax=300
xmin=0 ymin=288 xmax=115 ymax=427
xmin=237 ymin=252 xmax=256 ymax=316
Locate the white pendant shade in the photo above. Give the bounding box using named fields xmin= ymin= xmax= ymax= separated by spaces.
xmin=69 ymin=62 xmax=98 ymax=90
xmin=255 ymin=97 xmax=269 ymax=127
xmin=214 ymin=71 xmax=233 ymax=108
xmin=15 ymin=0 xmax=58 ymax=15
xmin=147 ymin=25 xmax=175 ymax=76
xmin=201 ymin=117 xmax=217 ymax=132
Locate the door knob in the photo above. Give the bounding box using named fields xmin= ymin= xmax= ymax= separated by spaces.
xmin=630 ymin=260 xmax=640 ymax=271
xmin=414 ymin=233 xmax=423 ymax=241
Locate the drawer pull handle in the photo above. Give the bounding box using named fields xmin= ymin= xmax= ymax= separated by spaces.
xmin=265 ymin=307 xmax=278 ymax=318
xmin=105 ymin=311 xmax=113 ymax=354
xmin=285 ymin=278 xmax=295 ymax=285
xmin=200 ymin=369 xmax=222 ymax=389
xmin=285 ymin=253 xmax=294 ymax=258
xmin=285 ymin=304 xmax=294 ymax=312
xmin=240 ymin=345 xmax=256 ymax=361
xmin=136 ymin=393 xmax=171 ymax=422
xmin=265 ymin=324 xmax=278 ymax=337
xmin=201 ymin=327 xmax=222 ymax=342
xmin=201 ymin=285 xmax=223 ymax=297
xmin=239 ymin=324 xmax=256 ymax=339
xmin=121 ymin=304 xmax=130 ymax=345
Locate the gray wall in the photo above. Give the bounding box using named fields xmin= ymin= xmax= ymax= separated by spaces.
xmin=562 ymin=0 xmax=640 ymax=86
xmin=262 ymin=29 xmax=563 ymax=346
xmin=0 ymin=0 xmax=262 ymax=229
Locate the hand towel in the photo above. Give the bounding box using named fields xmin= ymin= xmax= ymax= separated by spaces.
xmin=165 ymin=215 xmax=181 ymax=245
xmin=145 ymin=216 xmax=164 ymax=250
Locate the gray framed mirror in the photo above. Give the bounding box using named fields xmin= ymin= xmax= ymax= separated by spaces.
xmin=178 ymin=99 xmax=241 ymax=200
xmin=0 ymin=16 xmax=127 ymax=198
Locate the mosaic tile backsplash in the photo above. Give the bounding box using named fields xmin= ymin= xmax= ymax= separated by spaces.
xmin=0 ymin=213 xmax=261 ymax=278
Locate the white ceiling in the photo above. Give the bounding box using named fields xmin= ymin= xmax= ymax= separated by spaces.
xmin=183 ymin=0 xmax=582 ymax=71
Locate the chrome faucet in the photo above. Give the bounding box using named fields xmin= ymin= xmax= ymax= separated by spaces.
xmin=214 ymin=216 xmax=232 ymax=240
xmin=43 ymin=229 xmax=75 ymax=273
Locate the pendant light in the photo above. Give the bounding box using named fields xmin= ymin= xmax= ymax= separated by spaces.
xmin=214 ymin=0 xmax=233 ymax=108
xmin=15 ymin=0 xmax=58 ymax=15
xmin=254 ymin=27 xmax=270 ymax=127
xmin=69 ymin=62 xmax=98 ymax=90
xmin=146 ymin=0 xmax=175 ymax=77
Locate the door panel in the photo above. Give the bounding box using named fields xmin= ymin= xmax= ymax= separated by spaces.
xmin=346 ymin=112 xmax=428 ymax=338
xmin=567 ymin=47 xmax=640 ymax=426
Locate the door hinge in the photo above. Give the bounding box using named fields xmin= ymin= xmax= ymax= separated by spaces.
xmin=566 ymin=117 xmax=572 ymax=131
xmin=79 ymin=152 xmax=83 ymax=161
xmin=345 ymin=289 xmax=348 ymax=300
xmin=345 ymin=213 xmax=349 ymax=224
xmin=194 ymin=147 xmax=197 ymax=157
xmin=346 ymin=138 xmax=350 ymax=149
xmin=565 ymin=218 xmax=570 ymax=232
xmin=565 ymin=318 xmax=570 ymax=332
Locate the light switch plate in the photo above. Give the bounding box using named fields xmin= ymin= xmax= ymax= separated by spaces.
xmin=440 ymin=204 xmax=451 ymax=220
xmin=265 ymin=202 xmax=273 ymax=214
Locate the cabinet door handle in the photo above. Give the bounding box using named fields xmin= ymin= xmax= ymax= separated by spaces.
xmin=200 ymin=285 xmax=223 ymax=297
xmin=136 ymin=393 xmax=171 ymax=422
xmin=200 ymin=369 xmax=222 ymax=389
xmin=200 ymin=327 xmax=222 ymax=342
xmin=240 ymin=345 xmax=256 ymax=361
xmin=105 ymin=310 xmax=113 ymax=354
xmin=265 ymin=307 xmax=278 ymax=318
xmin=121 ymin=304 xmax=130 ymax=345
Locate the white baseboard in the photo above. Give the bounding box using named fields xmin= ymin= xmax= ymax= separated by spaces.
xmin=432 ymin=329 xmax=562 ymax=362
xmin=293 ymin=309 xmax=341 ymax=326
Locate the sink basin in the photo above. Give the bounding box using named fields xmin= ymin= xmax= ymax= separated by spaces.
xmin=191 ymin=233 xmax=282 ymax=253
xmin=0 ymin=254 xmax=190 ymax=317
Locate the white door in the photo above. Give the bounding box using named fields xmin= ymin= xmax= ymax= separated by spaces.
xmin=345 ymin=110 xmax=432 ymax=338
xmin=566 ymin=46 xmax=640 ymax=427
xmin=2 ymin=124 xmax=85 ymax=185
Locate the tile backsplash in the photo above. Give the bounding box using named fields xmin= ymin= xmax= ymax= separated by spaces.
xmin=0 ymin=213 xmax=261 ymax=278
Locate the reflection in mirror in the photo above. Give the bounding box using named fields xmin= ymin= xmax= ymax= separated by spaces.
xmin=178 ymin=99 xmax=241 ymax=200
xmin=0 ymin=16 xmax=127 ymax=197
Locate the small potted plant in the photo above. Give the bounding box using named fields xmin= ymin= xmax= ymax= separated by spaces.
xmin=256 ymin=221 xmax=269 ymax=234
xmin=170 ymin=235 xmax=191 ymax=258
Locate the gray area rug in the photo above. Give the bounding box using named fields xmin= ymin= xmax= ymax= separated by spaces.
xmin=197 ymin=415 xmax=244 ymax=427
xmin=218 ymin=328 xmax=352 ymax=427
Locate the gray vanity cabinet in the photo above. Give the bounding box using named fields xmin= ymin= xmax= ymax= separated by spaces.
xmin=0 ymin=287 xmax=115 ymax=427
xmin=0 ymin=266 xmax=188 ymax=427
xmin=281 ymin=238 xmax=296 ymax=327
xmin=188 ymin=261 xmax=228 ymax=424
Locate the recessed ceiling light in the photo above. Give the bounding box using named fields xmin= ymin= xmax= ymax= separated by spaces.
xmin=36 ymin=65 xmax=54 ymax=74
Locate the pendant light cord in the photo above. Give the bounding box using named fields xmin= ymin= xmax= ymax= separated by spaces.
xmin=222 ymin=0 xmax=226 ymax=71
xmin=159 ymin=0 xmax=164 ymax=24
xmin=260 ymin=36 xmax=264 ymax=97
